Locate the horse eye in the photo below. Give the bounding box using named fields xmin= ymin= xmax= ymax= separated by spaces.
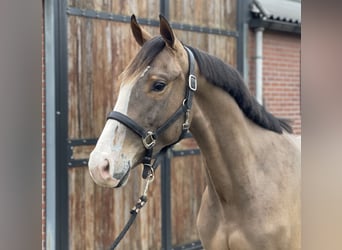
xmin=151 ymin=81 xmax=166 ymax=92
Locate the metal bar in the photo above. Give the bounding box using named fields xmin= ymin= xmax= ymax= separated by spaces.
xmin=66 ymin=7 xmax=238 ymax=37
xmin=44 ymin=0 xmax=57 ymax=248
xmin=66 ymin=7 xmax=156 ymax=24
xmin=160 ymin=0 xmax=170 ymax=19
xmin=160 ymin=1 xmax=171 ymax=247
xmin=66 ymin=149 xmax=201 ymax=168
xmin=236 ymin=0 xmax=252 ymax=76
xmin=236 ymin=0 xmax=243 ymax=74
xmin=64 ymin=136 xmax=193 ymax=147
xmin=66 ymin=139 xmax=97 ymax=167
xmin=255 ymin=27 xmax=264 ymax=105
xmin=67 ymin=138 xmax=97 ymax=146
xmin=161 ymin=149 xmax=172 ymax=250
xmin=170 ymin=22 xmax=237 ymax=37
xmin=64 ymin=137 xmax=200 ymax=167
xmin=172 ymin=149 xmax=201 ymax=157
xmin=63 ymin=134 xmax=192 ymax=146
xmin=172 ymin=240 xmax=203 ymax=250
xmin=54 ymin=0 xmax=69 ymax=249
xmin=67 ymin=159 xmax=90 ymax=167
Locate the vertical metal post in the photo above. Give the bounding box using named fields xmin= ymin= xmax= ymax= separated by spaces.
xmin=45 ymin=1 xmax=57 ymax=248
xmin=161 ymin=149 xmax=172 ymax=250
xmin=237 ymin=0 xmax=252 ymax=83
xmin=160 ymin=2 xmax=172 ymax=249
xmin=255 ymin=27 xmax=264 ymax=105
xmin=160 ymin=0 xmax=170 ymax=19
xmin=56 ymin=0 xmax=69 ymax=246
xmin=45 ymin=0 xmax=69 ymax=249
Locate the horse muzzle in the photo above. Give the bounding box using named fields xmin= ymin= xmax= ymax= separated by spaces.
xmin=88 ymin=151 xmax=131 ymax=188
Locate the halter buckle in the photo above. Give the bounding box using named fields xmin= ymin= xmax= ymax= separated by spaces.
xmin=142 ymin=131 xmax=156 ymax=149
xmin=189 ymin=74 xmax=197 ymax=91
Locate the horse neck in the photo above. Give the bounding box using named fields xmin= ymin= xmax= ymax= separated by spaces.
xmin=190 ymin=75 xmax=260 ymax=205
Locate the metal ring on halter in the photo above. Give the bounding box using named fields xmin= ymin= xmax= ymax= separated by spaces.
xmin=145 ymin=165 xmax=155 ymax=181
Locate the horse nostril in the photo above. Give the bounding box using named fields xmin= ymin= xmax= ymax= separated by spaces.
xmin=103 ymin=160 xmax=109 ymax=171
xmin=98 ymin=159 xmax=111 ymax=179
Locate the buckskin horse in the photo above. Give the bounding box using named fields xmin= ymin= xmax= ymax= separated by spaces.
xmin=88 ymin=15 xmax=301 ymax=250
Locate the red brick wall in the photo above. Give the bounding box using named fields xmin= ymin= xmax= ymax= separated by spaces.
xmin=248 ymin=30 xmax=301 ymax=135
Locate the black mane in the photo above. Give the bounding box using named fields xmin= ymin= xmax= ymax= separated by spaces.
xmin=187 ymin=46 xmax=292 ymax=134
xmin=127 ymin=37 xmax=292 ymax=134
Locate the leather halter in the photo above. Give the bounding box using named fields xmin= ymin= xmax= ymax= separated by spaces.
xmin=107 ymin=46 xmax=197 ymax=180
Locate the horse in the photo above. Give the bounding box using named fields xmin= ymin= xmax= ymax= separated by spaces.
xmin=88 ymin=15 xmax=301 ymax=250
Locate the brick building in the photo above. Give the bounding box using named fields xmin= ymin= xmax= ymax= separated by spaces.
xmin=248 ymin=0 xmax=301 ymax=134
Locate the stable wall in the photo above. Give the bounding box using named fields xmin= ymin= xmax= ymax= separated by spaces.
xmin=248 ymin=30 xmax=301 ymax=135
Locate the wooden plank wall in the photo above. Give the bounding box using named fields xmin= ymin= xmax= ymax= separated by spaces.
xmin=67 ymin=14 xmax=163 ymax=250
xmin=67 ymin=0 xmax=237 ymax=249
xmin=68 ymin=0 xmax=160 ymax=19
xmin=170 ymin=0 xmax=236 ymax=30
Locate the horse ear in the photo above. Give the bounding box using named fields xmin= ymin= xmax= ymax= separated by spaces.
xmin=159 ymin=14 xmax=176 ymax=49
xmin=131 ymin=14 xmax=152 ymax=46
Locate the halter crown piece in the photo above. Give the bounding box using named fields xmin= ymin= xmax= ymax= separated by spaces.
xmin=107 ymin=46 xmax=197 ymax=180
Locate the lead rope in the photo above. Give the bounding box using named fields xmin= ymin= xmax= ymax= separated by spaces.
xmin=108 ymin=169 xmax=155 ymax=250
xmin=108 ymin=149 xmax=167 ymax=249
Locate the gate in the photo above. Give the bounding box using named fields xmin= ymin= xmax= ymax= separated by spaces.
xmin=49 ymin=0 xmax=247 ymax=249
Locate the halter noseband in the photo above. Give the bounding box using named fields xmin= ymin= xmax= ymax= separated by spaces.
xmin=107 ymin=46 xmax=197 ymax=179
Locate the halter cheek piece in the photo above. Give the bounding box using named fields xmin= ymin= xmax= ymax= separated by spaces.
xmin=107 ymin=46 xmax=197 ymax=179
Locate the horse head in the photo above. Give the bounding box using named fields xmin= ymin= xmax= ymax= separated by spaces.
xmin=88 ymin=15 xmax=194 ymax=188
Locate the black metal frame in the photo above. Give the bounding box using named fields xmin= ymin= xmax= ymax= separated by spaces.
xmin=54 ymin=0 xmax=69 ymax=249
xmin=52 ymin=0 xmax=247 ymax=249
xmin=172 ymin=241 xmax=203 ymax=250
xmin=67 ymin=138 xmax=97 ymax=167
xmin=237 ymin=0 xmax=252 ymax=75
xmin=66 ymin=7 xmax=238 ymax=38
xmin=161 ymin=149 xmax=172 ymax=249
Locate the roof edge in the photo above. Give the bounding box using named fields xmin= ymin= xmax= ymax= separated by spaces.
xmin=249 ymin=0 xmax=301 ymax=34
xmin=250 ymin=0 xmax=301 ymax=34
xmin=249 ymin=17 xmax=301 ymax=34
